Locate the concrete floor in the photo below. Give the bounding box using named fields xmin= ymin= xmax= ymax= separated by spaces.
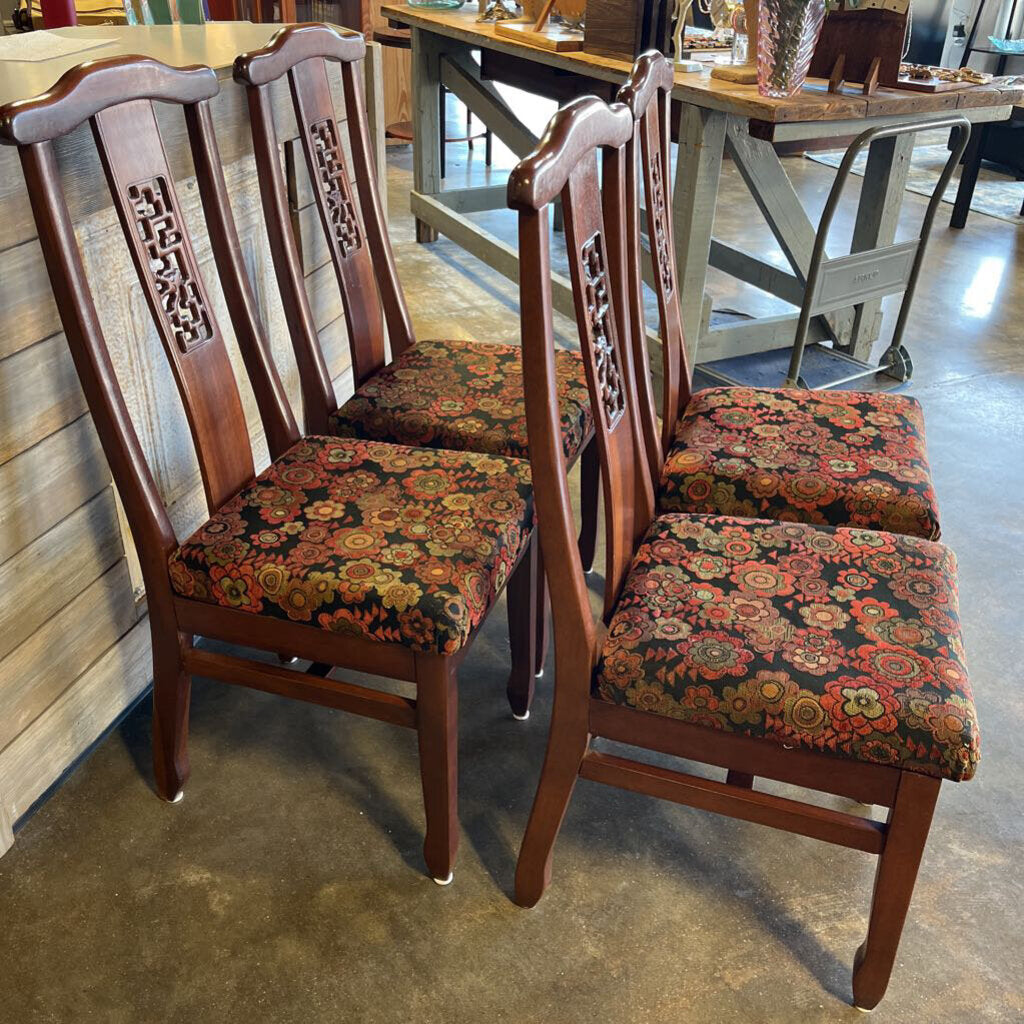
xmin=2 ymin=118 xmax=1022 ymax=1023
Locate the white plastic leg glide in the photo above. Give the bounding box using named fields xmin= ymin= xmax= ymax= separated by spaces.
xmin=512 ymin=710 xmax=530 ymax=721
xmin=433 ymin=872 xmax=454 ymax=886
xmin=534 ymin=668 xmax=545 ymax=679
xmin=170 ymin=791 xmax=184 ymax=804
xmin=853 ymin=1005 xmax=873 ymax=1014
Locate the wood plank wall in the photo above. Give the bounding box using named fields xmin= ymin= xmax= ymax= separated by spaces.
xmin=0 ymin=51 xmax=381 ymax=857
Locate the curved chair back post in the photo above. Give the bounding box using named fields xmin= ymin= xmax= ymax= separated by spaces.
xmin=234 ymin=24 xmax=417 ymax=430
xmin=17 ymin=137 xmax=181 ymax=621
xmin=242 ymin=76 xmax=338 ymax=432
xmin=618 ymin=52 xmax=692 ymax=472
xmin=517 ymin=204 xmax=597 ymax=700
xmin=511 ymin=96 xmax=654 ymax=628
xmin=184 ymin=96 xmax=301 ymax=459
xmin=0 ymin=56 xmax=300 ymax=612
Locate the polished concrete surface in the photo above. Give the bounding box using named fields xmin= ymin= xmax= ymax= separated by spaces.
xmin=2 ymin=120 xmax=1022 ymax=1023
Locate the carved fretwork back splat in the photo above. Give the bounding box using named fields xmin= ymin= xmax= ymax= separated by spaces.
xmin=127 ymin=176 xmax=215 ymax=353
xmin=648 ymin=153 xmax=674 ymax=299
xmin=93 ymin=98 xmax=255 ymax=510
xmin=638 ymin=90 xmax=691 ymax=435
xmin=288 ymin=58 xmax=387 ymax=385
xmin=581 ymin=232 xmax=626 ymax=426
xmin=309 ymin=115 xmax=363 ymax=258
xmin=562 ymin=152 xmax=652 ymax=615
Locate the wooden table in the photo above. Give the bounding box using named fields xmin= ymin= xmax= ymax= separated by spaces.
xmin=0 ymin=24 xmax=385 ymax=856
xmin=382 ymin=4 xmax=1021 ymax=364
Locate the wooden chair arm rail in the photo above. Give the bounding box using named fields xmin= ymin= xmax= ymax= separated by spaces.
xmin=233 ymin=23 xmax=366 ymax=86
xmin=616 ymin=50 xmax=674 ymax=120
xmin=0 ymin=56 xmax=217 ymax=146
xmin=507 ymin=96 xmax=633 ymax=211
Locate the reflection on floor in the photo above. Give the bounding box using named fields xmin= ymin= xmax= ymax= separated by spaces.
xmin=1 ymin=115 xmax=1021 ymax=1024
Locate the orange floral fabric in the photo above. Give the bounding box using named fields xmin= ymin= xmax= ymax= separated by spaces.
xmin=659 ymin=388 xmax=941 ymax=539
xmin=595 ymin=515 xmax=977 ymax=782
xmin=330 ymin=339 xmax=592 ymax=462
xmin=169 ymin=437 xmax=534 ymax=655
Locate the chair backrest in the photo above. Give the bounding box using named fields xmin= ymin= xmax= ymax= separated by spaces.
xmin=617 ymin=52 xmax=692 ymax=480
xmin=509 ymin=96 xmax=655 ymax=634
xmin=234 ymin=24 xmax=415 ymax=434
xmin=0 ymin=56 xmax=300 ymax=614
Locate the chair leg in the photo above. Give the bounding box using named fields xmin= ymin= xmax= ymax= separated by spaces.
xmin=506 ymin=534 xmax=538 ymax=719
xmin=534 ymin=542 xmax=549 ymax=678
xmin=514 ymin=717 xmax=589 ymax=908
xmin=151 ymin=631 xmax=191 ymax=803
xmin=485 ymin=128 xmax=493 ymax=167
xmin=726 ymin=770 xmax=754 ymax=789
xmin=852 ymin=772 xmax=941 ymax=1010
xmin=577 ymin=437 xmax=599 ymax=573
xmin=414 ymin=654 xmax=459 ymax=884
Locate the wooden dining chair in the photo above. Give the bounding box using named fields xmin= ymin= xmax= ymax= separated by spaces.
xmin=232 ymin=25 xmax=601 ymax=676
xmin=0 ymin=55 xmax=541 ymax=885
xmin=618 ymin=52 xmax=944 ymax=542
xmin=508 ymin=94 xmax=979 ymax=1009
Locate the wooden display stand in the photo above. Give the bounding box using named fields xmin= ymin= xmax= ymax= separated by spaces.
xmin=895 ymin=72 xmax=977 ymax=93
xmin=495 ymin=0 xmax=584 ymax=51
xmin=808 ymin=6 xmax=908 ymax=95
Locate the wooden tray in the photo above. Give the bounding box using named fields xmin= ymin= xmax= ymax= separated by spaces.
xmin=895 ymin=74 xmax=973 ymax=93
xmin=494 ymin=19 xmax=584 ymax=51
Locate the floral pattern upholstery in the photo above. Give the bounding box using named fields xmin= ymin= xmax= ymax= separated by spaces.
xmin=169 ymin=437 xmax=534 ymax=655
xmin=595 ymin=515 xmax=977 ymax=782
xmin=659 ymin=388 xmax=941 ymax=540
xmin=330 ymin=339 xmax=593 ymax=462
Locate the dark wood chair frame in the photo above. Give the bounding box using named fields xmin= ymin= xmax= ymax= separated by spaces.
xmin=0 ymin=53 xmax=540 ymax=885
xmin=232 ymin=24 xmax=600 ymax=684
xmin=507 ymin=87 xmax=945 ymax=1010
xmin=617 ymin=51 xmax=692 ymax=487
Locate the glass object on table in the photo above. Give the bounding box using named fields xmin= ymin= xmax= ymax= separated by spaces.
xmin=757 ymin=0 xmax=826 ymax=97
xmin=731 ymin=5 xmax=749 ymax=63
xmin=708 ymin=0 xmax=741 ymax=40
xmin=410 ymin=0 xmax=465 ymax=8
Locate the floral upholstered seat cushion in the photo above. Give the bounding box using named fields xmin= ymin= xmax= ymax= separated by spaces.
xmin=169 ymin=437 xmax=534 ymax=656
xmin=658 ymin=387 xmax=941 ymax=539
xmin=329 ymin=339 xmax=593 ymax=462
xmin=595 ymin=515 xmax=977 ymax=782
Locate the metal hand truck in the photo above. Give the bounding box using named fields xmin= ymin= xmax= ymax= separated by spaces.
xmin=785 ymin=115 xmax=972 ymax=389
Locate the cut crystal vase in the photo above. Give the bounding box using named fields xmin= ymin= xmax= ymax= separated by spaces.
xmin=757 ymin=0 xmax=826 ymax=98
